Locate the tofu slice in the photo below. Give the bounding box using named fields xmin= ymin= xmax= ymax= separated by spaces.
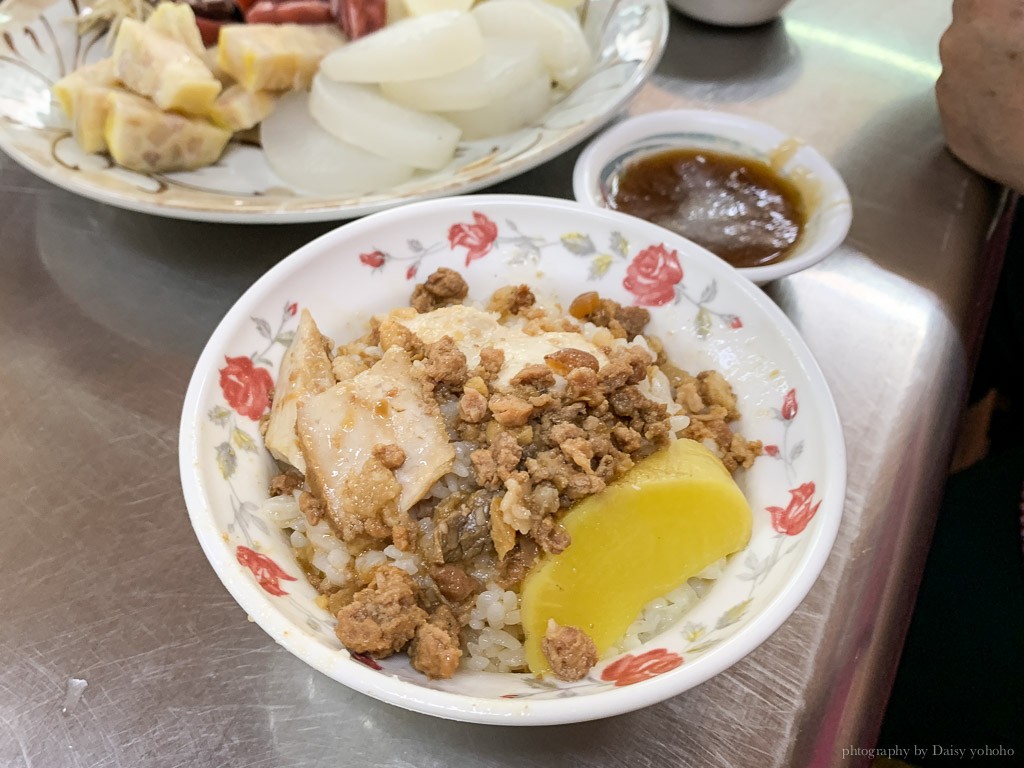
xmin=113 ymin=18 xmax=221 ymax=114
xmin=264 ymin=309 xmax=335 ymax=473
xmin=208 ymin=84 xmax=278 ymax=132
xmin=217 ymin=24 xmax=345 ymax=92
xmin=145 ymin=1 xmax=205 ymax=57
xmin=297 ymin=347 xmax=455 ymax=519
xmin=104 ymin=91 xmax=230 ymax=172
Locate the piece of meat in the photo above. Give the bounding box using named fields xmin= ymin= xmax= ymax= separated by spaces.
xmin=565 ymin=367 xmax=604 ymax=406
xmin=614 ymin=306 xmax=650 ymax=340
xmin=469 ymin=448 xmax=499 ymax=490
xmin=378 ymin=320 xmax=426 ymax=359
xmin=423 ymin=336 xmax=468 ymax=388
xmin=269 ymin=470 xmax=303 ymax=497
xmin=410 ymin=267 xmax=469 ymax=313
xmin=673 ymin=369 xmax=706 ymax=413
xmin=697 ymin=370 xmax=741 ymax=421
xmin=559 ymin=437 xmax=595 ymax=473
xmin=608 ymin=386 xmax=648 ymax=419
xmin=527 ymin=482 xmax=560 ymax=518
xmin=470 ymin=431 xmax=521 ymax=489
xmin=497 ymin=536 xmax=539 ymax=590
xmin=528 ymin=392 xmax=556 ymax=409
xmin=532 ymin=516 xmax=570 ymax=554
xmin=332 ymin=0 xmax=386 ymax=40
xmin=544 ymin=348 xmax=600 ymax=375
xmin=430 ymin=564 xmax=479 ymax=602
xmin=373 ymin=442 xmax=406 ymax=470
xmin=392 ymin=520 xmax=414 ymax=551
xmin=524 ymin=449 xmax=574 ymax=493
xmin=727 ymin=433 xmax=763 ymax=470
xmin=547 ymin=421 xmax=585 ymax=444
xmin=297 ymin=347 xmax=455 ymax=524
xmin=409 ymin=605 xmax=462 ymax=679
xmin=565 ymin=471 xmax=605 ymax=500
xmin=488 ymin=284 xmax=535 ymax=316
xmin=328 ymin=456 xmax=401 ymax=541
xmin=326 ymin=582 xmax=360 ymax=615
xmin=611 ymin=424 xmax=643 ymax=453
xmin=246 ymin=0 xmax=333 ymax=24
xmin=421 ymin=490 xmax=492 ymax=565
xmin=299 ymin=490 xmax=325 ymax=526
xmin=458 ymin=388 xmax=488 ymax=423
xmin=488 ymin=394 xmax=533 ymax=427
xmin=264 ymin=309 xmax=336 ymax=473
xmin=542 ymin=621 xmax=598 ymax=682
xmin=598 ymin=346 xmax=652 ymax=392
xmin=510 ymin=364 xmax=555 ymax=390
xmin=334 ymin=565 xmax=427 ymax=657
xmin=476 ymin=347 xmax=505 ymax=382
xmin=567 ymin=292 xmax=650 ymax=341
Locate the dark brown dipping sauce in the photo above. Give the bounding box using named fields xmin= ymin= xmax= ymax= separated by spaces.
xmin=607 ymin=148 xmax=806 ymax=268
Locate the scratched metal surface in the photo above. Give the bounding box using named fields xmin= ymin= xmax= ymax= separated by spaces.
xmin=0 ymin=1 xmax=1003 ymax=766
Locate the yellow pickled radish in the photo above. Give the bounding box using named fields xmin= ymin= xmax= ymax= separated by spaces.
xmin=520 ymin=438 xmax=753 ymax=676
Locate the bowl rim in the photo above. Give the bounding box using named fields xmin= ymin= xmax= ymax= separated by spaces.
xmin=571 ymin=109 xmax=853 ymax=285
xmin=178 ymin=193 xmax=847 ymax=725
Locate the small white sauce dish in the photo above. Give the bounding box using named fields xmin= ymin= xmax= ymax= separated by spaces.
xmin=573 ymin=109 xmax=853 ymax=285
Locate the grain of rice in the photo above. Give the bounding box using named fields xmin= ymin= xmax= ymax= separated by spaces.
xmin=262 ymin=494 xmax=302 ymax=526
xmin=464 ymin=656 xmax=489 ymax=672
xmin=327 ymin=548 xmax=349 ymax=569
xmin=355 ymin=550 xmax=387 ymax=576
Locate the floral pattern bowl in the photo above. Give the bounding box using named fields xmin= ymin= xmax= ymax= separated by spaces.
xmin=179 ymin=194 xmax=846 ymax=724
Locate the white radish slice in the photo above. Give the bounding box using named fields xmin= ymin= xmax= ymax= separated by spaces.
xmin=471 ymin=0 xmax=591 ymax=89
xmin=310 ymin=74 xmax=461 ymax=170
xmin=319 ymin=10 xmax=483 ymax=83
xmin=379 ymin=38 xmax=544 ymax=112
xmin=261 ymin=91 xmax=415 ymax=195
xmin=439 ymin=69 xmax=551 ymax=140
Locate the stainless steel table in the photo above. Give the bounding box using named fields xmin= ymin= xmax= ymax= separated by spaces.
xmin=0 ymin=1 xmax=1005 ymax=766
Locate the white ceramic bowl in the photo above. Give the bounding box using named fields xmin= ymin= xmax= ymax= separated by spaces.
xmin=668 ymin=0 xmax=791 ymax=26
xmin=573 ymin=110 xmax=853 ymax=285
xmin=179 ymin=194 xmax=846 ymax=725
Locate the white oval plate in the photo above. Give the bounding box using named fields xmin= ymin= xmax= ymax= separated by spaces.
xmin=179 ymin=194 xmax=846 ymax=724
xmin=0 ymin=0 xmax=667 ymax=223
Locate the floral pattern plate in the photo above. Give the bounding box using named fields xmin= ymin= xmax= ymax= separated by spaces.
xmin=0 ymin=0 xmax=667 ymax=223
xmin=179 ymin=194 xmax=847 ymax=724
